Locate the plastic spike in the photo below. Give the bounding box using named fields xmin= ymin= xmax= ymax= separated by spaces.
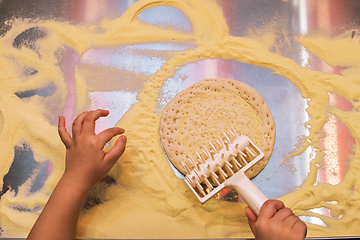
xmin=224 ymin=161 xmax=234 ymax=175
xmin=231 ymin=156 xmax=242 ymax=168
xmin=195 ymin=181 xmax=206 ymax=196
xmin=245 ymin=147 xmax=255 ymax=157
xmin=239 ymin=150 xmax=247 ymax=157
xmin=186 ymin=175 xmax=197 ymax=188
xmin=216 ymin=140 xmax=223 ymax=149
xmin=209 ymin=142 xmax=218 ymax=152
xmin=217 ymin=167 xmax=228 ymax=179
xmin=206 ymin=164 xmax=213 ymax=174
xmin=191 ymin=175 xmax=197 ymax=182
xmin=211 ymin=177 xmax=221 ymax=186
xmin=185 ymin=176 xmax=193 ymax=187
xmin=223 ymin=132 xmax=231 ymax=143
xmin=210 ymin=170 xmax=220 ymax=185
xmin=196 ymin=162 xmax=201 ymax=171
xmin=203 ymin=146 xmax=211 ymax=159
xmin=231 ymin=126 xmax=239 ymax=136
xmin=239 ymin=154 xmax=248 ymax=164
xmin=203 ymin=178 xmax=213 ymax=190
xmin=196 ymin=151 xmax=204 ymax=163
xmin=229 ymin=130 xmax=237 ymax=139
xmin=188 ymin=156 xmax=196 ymax=168
xmin=209 ymin=150 xmax=215 ymax=160
xmin=210 ymin=170 xmax=218 ymax=178
xmin=217 ymin=136 xmax=225 ymax=148
xmin=225 ymin=159 xmax=233 ymax=168
xmin=223 ymin=140 xmax=229 ymax=151
xmin=181 ymin=162 xmax=191 ymax=174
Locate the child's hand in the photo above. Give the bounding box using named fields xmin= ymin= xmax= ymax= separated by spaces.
xmin=58 ymin=109 xmax=126 ymax=191
xmin=245 ymin=199 xmax=307 ymax=240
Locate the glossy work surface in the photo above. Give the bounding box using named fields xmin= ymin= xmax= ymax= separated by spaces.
xmin=1 ymin=0 xmax=360 ymax=239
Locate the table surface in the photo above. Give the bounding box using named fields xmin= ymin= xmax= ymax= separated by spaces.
xmin=1 ymin=0 xmax=360 ymax=239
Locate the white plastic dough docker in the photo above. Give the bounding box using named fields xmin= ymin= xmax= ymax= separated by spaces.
xmin=182 ymin=127 xmax=267 ymax=216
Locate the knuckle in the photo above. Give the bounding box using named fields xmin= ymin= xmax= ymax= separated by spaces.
xmin=283 ymin=207 xmax=293 ymax=214
xmin=263 ymin=199 xmax=272 ymax=207
xmin=84 ymin=114 xmax=94 ymax=122
xmin=88 ymin=138 xmax=98 ymax=147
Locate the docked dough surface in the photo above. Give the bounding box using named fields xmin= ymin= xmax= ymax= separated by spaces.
xmin=160 ymin=78 xmax=276 ymax=179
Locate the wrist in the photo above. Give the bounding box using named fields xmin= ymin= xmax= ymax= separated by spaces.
xmin=59 ymin=172 xmax=93 ymax=197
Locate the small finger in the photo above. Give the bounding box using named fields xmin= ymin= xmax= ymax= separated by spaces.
xmin=245 ymin=206 xmax=258 ymax=223
xmin=72 ymin=111 xmax=91 ymax=136
xmin=104 ymin=135 xmax=127 ymax=165
xmin=245 ymin=207 xmax=257 ymax=234
xmin=81 ymin=109 xmax=110 ymax=135
xmin=293 ymin=218 xmax=308 ymax=237
xmin=58 ymin=115 xmax=72 ymax=148
xmin=97 ymin=127 xmax=125 ymax=146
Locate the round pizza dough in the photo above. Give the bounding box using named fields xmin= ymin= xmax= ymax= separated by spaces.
xmin=160 ymin=78 xmax=275 ymax=179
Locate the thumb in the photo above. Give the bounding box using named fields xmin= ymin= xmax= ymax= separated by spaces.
xmin=104 ymin=135 xmax=127 ymax=165
xmin=245 ymin=207 xmax=257 ymax=233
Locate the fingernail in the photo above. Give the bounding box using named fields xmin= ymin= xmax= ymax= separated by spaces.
xmin=120 ymin=135 xmax=127 ymax=143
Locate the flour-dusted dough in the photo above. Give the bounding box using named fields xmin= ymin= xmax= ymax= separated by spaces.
xmin=160 ymin=78 xmax=275 ymax=179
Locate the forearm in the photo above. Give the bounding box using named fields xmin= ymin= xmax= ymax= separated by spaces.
xmin=27 ymin=174 xmax=90 ymax=240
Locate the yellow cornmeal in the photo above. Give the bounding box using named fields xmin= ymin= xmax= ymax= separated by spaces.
xmin=1 ymin=0 xmax=360 ymax=238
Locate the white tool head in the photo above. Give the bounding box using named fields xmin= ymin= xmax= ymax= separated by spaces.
xmin=182 ymin=127 xmax=265 ymax=203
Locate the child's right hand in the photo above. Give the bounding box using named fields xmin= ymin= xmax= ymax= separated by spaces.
xmin=245 ymin=199 xmax=307 ymax=240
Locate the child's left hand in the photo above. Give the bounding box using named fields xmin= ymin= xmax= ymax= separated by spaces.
xmin=58 ymin=109 xmax=127 ymax=191
xmin=27 ymin=110 xmax=127 ymax=240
